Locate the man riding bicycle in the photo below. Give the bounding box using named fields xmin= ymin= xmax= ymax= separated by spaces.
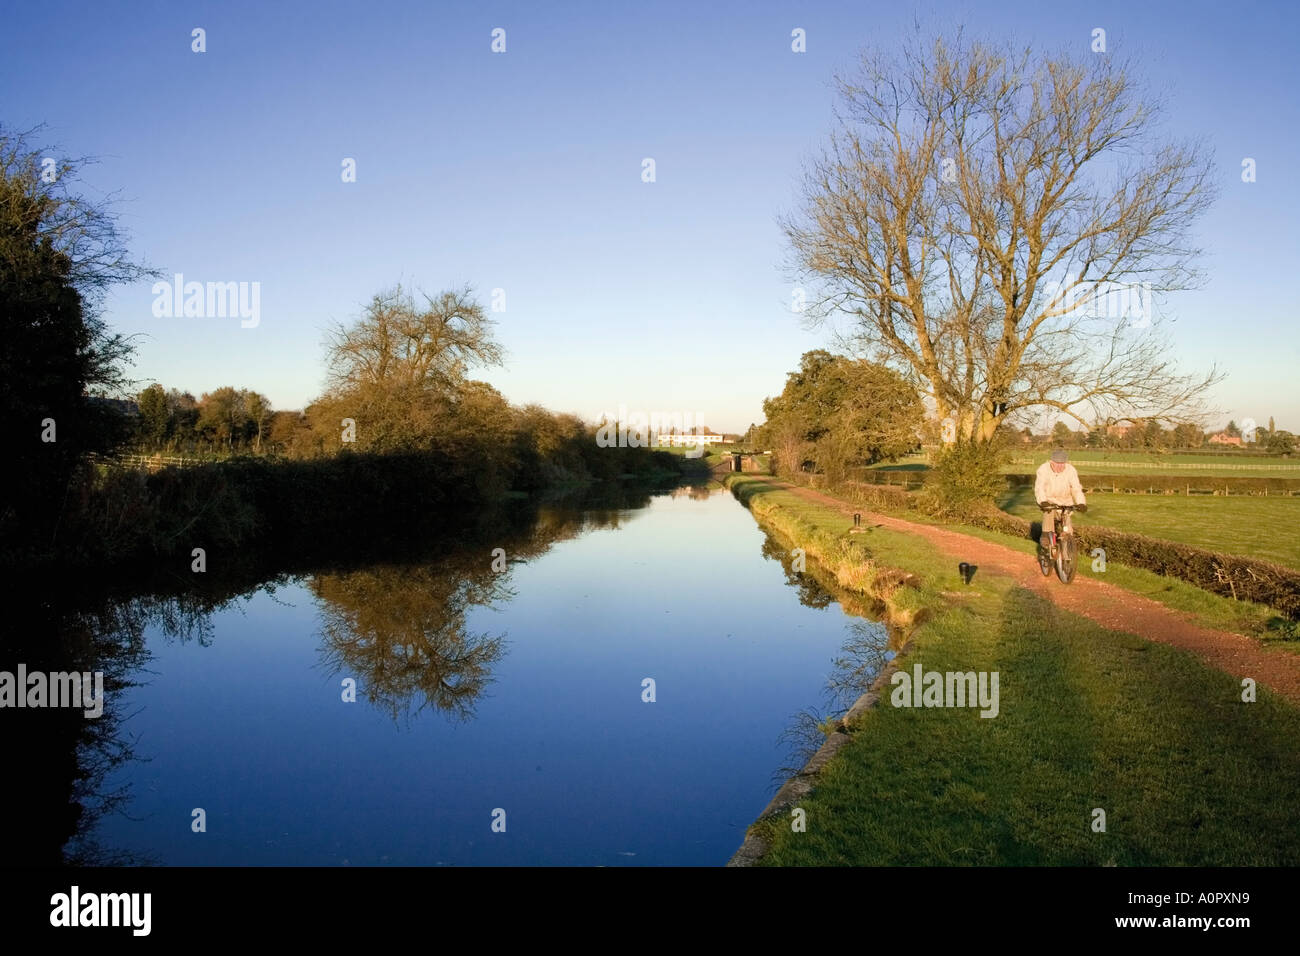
xmin=1035 ymin=448 xmax=1086 ymax=551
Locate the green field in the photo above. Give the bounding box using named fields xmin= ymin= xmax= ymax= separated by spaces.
xmin=870 ymin=450 xmax=1300 ymax=478
xmin=998 ymin=486 xmax=1300 ymax=569
xmin=1003 ymin=450 xmax=1300 ymax=478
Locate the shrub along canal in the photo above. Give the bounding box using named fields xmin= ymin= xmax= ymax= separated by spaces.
xmin=8 ymin=483 xmax=893 ymax=866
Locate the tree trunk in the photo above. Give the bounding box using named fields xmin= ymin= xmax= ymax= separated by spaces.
xmin=975 ymin=410 xmax=1001 ymax=443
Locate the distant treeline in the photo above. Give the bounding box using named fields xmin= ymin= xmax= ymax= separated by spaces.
xmin=123 ymin=377 xmax=688 ymax=488
xmin=1022 ymin=419 xmax=1296 ymax=455
xmin=6 ymin=362 xmax=689 ymax=571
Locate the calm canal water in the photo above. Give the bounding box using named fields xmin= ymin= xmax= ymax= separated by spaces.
xmin=11 ymin=484 xmax=893 ymax=866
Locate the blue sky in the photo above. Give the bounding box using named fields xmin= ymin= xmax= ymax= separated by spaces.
xmin=3 ymin=0 xmax=1297 ymax=433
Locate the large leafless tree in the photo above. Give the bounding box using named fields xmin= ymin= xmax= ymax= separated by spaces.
xmin=316 ymin=284 xmax=506 ymax=454
xmin=783 ymin=31 xmax=1222 ymax=442
xmin=324 ymin=284 xmax=503 ymax=396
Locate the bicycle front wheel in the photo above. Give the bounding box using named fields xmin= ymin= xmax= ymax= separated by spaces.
xmin=1056 ymin=533 xmax=1077 ymax=584
xmin=1038 ymin=539 xmax=1052 ymax=576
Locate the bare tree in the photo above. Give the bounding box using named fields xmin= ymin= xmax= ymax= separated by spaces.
xmin=323 ymin=284 xmax=503 ymax=396
xmin=782 ymin=30 xmax=1222 ymax=442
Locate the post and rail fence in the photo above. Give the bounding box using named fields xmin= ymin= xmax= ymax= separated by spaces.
xmin=90 ymin=452 xmax=207 ymax=472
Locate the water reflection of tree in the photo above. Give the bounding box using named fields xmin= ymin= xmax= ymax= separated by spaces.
xmin=826 ymin=619 xmax=895 ymax=709
xmin=5 ymin=482 xmax=667 ymax=860
xmin=754 ymin=523 xmax=901 ymax=789
xmin=3 ymin=591 xmax=169 ymax=865
xmin=759 ymin=532 xmax=836 ymax=610
xmin=309 ymin=496 xmax=641 ymax=725
xmin=311 ymin=562 xmax=511 ymax=724
xmin=667 ymin=482 xmax=716 ymax=501
xmin=60 ymin=601 xmax=158 ymax=865
xmin=60 ymin=591 xmax=231 ymax=862
xmin=772 ymin=620 xmax=896 ymax=786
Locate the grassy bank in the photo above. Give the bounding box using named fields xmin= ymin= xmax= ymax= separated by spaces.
xmin=725 ymin=474 xmax=942 ymax=631
xmin=724 ymin=475 xmax=1300 ymax=865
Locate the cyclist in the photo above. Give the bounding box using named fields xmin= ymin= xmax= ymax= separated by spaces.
xmin=1035 ymin=448 xmax=1086 ymax=551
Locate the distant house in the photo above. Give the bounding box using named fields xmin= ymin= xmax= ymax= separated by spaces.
xmin=1208 ymin=433 xmax=1243 ymax=446
xmin=655 ymin=433 xmax=725 ymax=447
xmin=1106 ymin=423 xmax=1134 ymax=438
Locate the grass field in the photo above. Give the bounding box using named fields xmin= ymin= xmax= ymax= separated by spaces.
xmin=870 ymin=451 xmax=1300 ymax=478
xmin=726 ymin=477 xmax=1300 ymax=865
xmin=998 ymin=486 xmax=1300 ymax=570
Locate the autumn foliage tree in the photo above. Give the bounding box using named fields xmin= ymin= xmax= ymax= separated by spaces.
xmin=315 ymin=284 xmax=505 ymax=455
xmin=761 ymin=350 xmax=922 ymax=481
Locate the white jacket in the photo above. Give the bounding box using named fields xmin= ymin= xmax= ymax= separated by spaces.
xmin=1035 ymin=461 xmax=1086 ymax=507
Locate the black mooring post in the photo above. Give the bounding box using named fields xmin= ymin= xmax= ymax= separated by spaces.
xmin=853 ymin=512 xmax=861 ymax=526
xmin=959 ymin=562 xmax=970 ymax=584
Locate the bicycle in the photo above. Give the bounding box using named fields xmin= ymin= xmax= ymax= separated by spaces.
xmin=1038 ymin=503 xmax=1085 ymax=584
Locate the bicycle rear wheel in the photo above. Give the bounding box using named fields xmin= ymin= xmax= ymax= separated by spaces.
xmin=1056 ymin=533 xmax=1077 ymax=584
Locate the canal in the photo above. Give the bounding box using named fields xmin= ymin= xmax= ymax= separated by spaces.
xmin=6 ymin=483 xmax=894 ymax=866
